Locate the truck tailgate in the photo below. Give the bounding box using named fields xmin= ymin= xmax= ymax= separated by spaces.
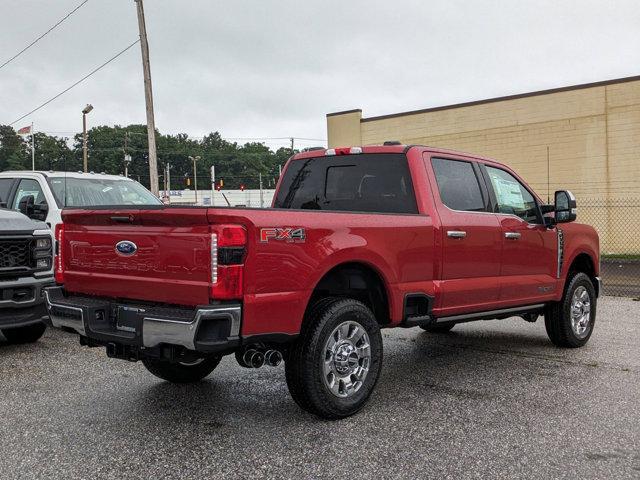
xmin=61 ymin=208 xmax=212 ymax=306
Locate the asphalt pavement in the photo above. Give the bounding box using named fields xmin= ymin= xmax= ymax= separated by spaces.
xmin=1 ymin=296 xmax=639 ymax=479
xmin=601 ymin=259 xmax=640 ymax=298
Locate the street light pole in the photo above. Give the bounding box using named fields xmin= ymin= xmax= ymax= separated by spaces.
xmin=135 ymin=0 xmax=159 ymax=196
xmin=189 ymin=156 xmax=201 ymax=204
xmin=82 ymin=104 xmax=93 ymax=173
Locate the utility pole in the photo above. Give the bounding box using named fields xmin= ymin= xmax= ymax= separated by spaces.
xmin=546 ymin=146 xmax=550 ymax=204
xmin=31 ymin=122 xmax=35 ymax=171
xmin=290 ymin=137 xmax=294 ymax=152
xmin=123 ymin=132 xmax=131 ymax=177
xmin=259 ymin=172 xmax=264 ymax=208
xmin=163 ymin=163 xmax=168 ymax=195
xmin=210 ymin=165 xmax=215 ymax=207
xmin=135 ymin=0 xmax=159 ymax=196
xmin=124 ymin=154 xmax=132 ymax=177
xmin=189 ymin=156 xmax=200 ymax=204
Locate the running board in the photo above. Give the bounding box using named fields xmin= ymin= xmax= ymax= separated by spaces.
xmin=435 ymin=304 xmax=545 ymax=324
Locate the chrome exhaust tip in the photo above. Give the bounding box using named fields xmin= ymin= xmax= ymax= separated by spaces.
xmin=242 ymin=349 xmax=265 ymax=368
xmin=264 ymin=350 xmax=283 ymax=367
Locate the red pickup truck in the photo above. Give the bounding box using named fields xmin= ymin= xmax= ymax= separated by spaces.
xmin=44 ymin=144 xmax=600 ymax=419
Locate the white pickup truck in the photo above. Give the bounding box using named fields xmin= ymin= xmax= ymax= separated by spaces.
xmin=0 ymin=171 xmax=161 ymax=228
xmin=0 ymin=208 xmax=54 ymax=344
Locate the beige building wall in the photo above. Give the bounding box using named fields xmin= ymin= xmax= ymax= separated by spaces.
xmin=326 ymin=76 xmax=640 ymax=254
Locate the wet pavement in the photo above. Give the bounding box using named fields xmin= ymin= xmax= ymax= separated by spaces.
xmin=1 ymin=296 xmax=639 ymax=479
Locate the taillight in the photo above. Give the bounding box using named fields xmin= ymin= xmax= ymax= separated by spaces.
xmin=211 ymin=224 xmax=247 ymax=300
xmin=54 ymin=223 xmax=64 ymax=284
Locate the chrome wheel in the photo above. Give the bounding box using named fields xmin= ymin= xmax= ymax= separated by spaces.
xmin=323 ymin=320 xmax=371 ymax=398
xmin=570 ymin=286 xmax=591 ymax=338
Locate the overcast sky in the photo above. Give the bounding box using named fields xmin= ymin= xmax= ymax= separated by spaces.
xmin=1 ymin=0 xmax=639 ymax=150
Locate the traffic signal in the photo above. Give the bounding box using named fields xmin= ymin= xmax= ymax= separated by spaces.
xmin=239 ymin=183 xmax=245 ymax=191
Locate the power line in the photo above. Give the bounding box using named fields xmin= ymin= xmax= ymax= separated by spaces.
xmin=218 ymin=136 xmax=326 ymax=142
xmin=0 ymin=0 xmax=90 ymax=71
xmin=8 ymin=39 xmax=140 ymax=126
xmin=165 ymin=134 xmax=327 ymax=142
xmin=36 ymin=131 xmax=327 ymax=144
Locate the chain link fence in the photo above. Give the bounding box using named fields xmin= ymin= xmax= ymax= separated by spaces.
xmin=580 ymin=198 xmax=640 ymax=297
xmin=155 ymin=184 xmax=640 ymax=297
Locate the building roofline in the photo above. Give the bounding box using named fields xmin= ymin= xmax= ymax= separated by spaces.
xmin=326 ymin=108 xmax=362 ymax=118
xmin=333 ymin=74 xmax=640 ymax=123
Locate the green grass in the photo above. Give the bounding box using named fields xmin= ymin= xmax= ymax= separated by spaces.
xmin=602 ymin=253 xmax=640 ymax=260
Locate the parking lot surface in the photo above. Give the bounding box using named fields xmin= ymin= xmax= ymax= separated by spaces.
xmin=1 ymin=296 xmax=639 ymax=479
xmin=601 ymin=259 xmax=640 ymax=297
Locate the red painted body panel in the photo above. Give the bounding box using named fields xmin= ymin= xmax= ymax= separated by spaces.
xmin=496 ymin=215 xmax=558 ymax=305
xmin=556 ymin=221 xmax=600 ymax=298
xmin=234 ymin=209 xmax=434 ymax=335
xmin=421 ymin=153 xmax=502 ymax=315
xmin=62 ymin=209 xmax=212 ymax=306
xmin=59 ymin=145 xmax=600 ymax=339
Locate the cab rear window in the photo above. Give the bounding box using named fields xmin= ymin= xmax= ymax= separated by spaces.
xmin=274 ymin=154 xmax=418 ymax=214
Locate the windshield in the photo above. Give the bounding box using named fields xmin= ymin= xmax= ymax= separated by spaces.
xmin=47 ymin=176 xmax=161 ymax=207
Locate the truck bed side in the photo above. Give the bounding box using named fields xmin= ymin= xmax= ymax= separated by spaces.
xmin=61 ymin=206 xmax=435 ymax=336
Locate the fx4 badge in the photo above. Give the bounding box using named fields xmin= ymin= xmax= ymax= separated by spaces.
xmin=260 ymin=227 xmax=306 ymax=243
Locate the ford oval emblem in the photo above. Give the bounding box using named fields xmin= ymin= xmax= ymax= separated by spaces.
xmin=115 ymin=240 xmax=138 ymax=256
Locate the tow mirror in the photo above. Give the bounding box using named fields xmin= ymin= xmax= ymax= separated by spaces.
xmin=18 ymin=195 xmax=35 ymax=218
xmin=554 ymin=190 xmax=577 ymax=223
xmin=33 ymin=202 xmax=49 ymax=221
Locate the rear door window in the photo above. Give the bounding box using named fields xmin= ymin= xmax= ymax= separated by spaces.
xmin=431 ymin=158 xmax=486 ymax=212
xmin=274 ymin=154 xmax=418 ymax=214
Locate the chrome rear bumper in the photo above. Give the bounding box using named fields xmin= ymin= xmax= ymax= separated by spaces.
xmin=44 ymin=286 xmax=241 ymax=352
xmin=143 ymin=306 xmax=240 ymax=349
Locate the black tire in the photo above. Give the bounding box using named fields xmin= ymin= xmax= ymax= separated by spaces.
xmin=142 ymin=355 xmax=221 ymax=383
xmin=420 ymin=323 xmax=455 ymax=333
xmin=545 ymin=272 xmax=597 ymax=348
xmin=1 ymin=323 xmax=46 ymax=344
xmin=285 ymin=297 xmax=383 ymax=419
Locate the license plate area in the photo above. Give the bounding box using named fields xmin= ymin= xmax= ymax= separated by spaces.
xmin=115 ymin=305 xmax=146 ymax=333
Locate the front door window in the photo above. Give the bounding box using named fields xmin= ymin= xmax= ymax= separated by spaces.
xmin=12 ymin=179 xmax=47 ymax=210
xmin=485 ymin=166 xmax=538 ymax=223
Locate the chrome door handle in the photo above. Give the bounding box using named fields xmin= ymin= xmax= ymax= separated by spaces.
xmin=505 ymin=232 xmax=521 ymax=239
xmin=447 ymin=230 xmax=467 ymax=239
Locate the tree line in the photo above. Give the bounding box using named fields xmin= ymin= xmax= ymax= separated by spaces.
xmin=0 ymin=124 xmax=296 ymax=190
